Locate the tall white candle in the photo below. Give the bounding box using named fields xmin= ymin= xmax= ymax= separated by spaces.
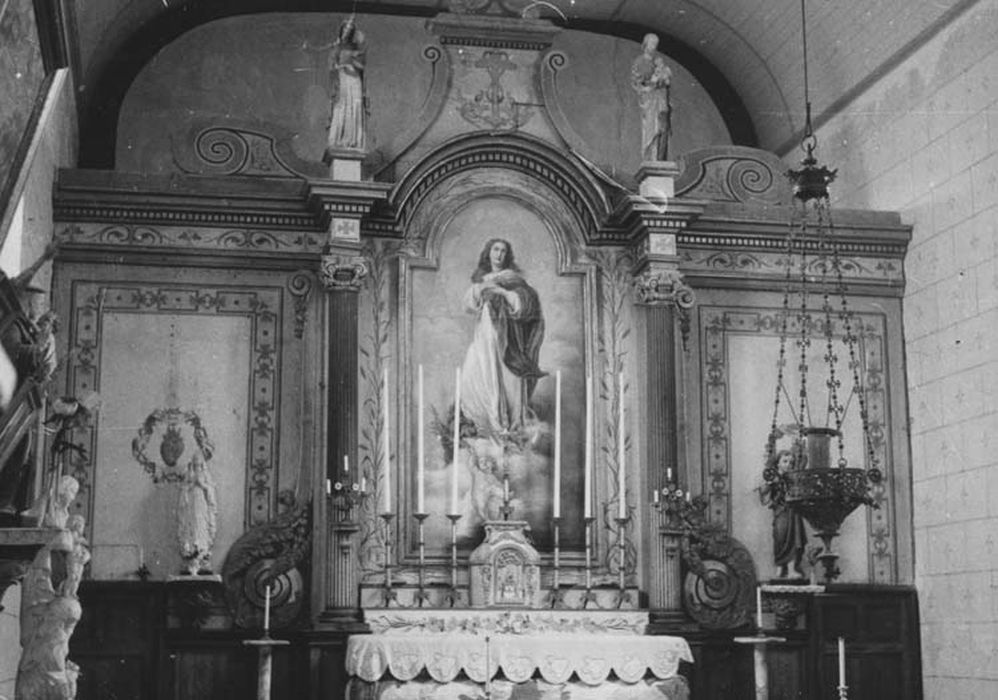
xmin=838 ymin=637 xmax=846 ymax=687
xmin=553 ymin=370 xmax=562 ymax=518
xmin=756 ymin=586 xmax=763 ymax=629
xmin=417 ymin=364 xmax=425 ymax=513
xmin=451 ymin=367 xmax=462 ymax=514
xmin=382 ymin=367 xmax=391 ymax=513
xmin=617 ymin=371 xmax=626 ymax=520
xmin=584 ymin=373 xmax=592 ymax=519
xmin=263 ymin=584 xmax=271 ymax=632
xmin=343 ymin=455 xmax=349 ymax=477
xmin=326 ymin=478 xmax=331 ymax=496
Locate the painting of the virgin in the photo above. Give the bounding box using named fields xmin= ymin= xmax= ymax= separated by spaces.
xmin=411 ymin=197 xmax=586 ymax=552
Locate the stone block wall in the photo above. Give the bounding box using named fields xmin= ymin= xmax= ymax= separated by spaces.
xmin=813 ymin=1 xmax=998 ymax=695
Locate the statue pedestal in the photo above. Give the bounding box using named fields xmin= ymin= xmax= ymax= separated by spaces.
xmin=324 ymin=149 xmax=365 ymax=181
xmin=636 ymin=161 xmax=680 ymax=200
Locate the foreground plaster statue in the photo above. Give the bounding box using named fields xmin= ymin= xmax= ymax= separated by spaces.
xmin=324 ymin=15 xmax=367 ymax=159
xmin=16 ymin=481 xmax=88 ymax=700
xmin=177 ymin=445 xmax=218 ymax=575
xmin=631 ymin=33 xmax=673 ymax=161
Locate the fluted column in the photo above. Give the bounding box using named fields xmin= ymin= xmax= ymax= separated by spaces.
xmin=628 ymin=162 xmax=698 ymax=629
xmin=307 ymin=176 xmax=389 ymax=631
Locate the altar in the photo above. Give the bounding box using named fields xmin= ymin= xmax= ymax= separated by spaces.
xmin=344 ymin=610 xmax=692 ymax=700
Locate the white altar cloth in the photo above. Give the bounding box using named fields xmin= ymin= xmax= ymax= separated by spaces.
xmin=346 ymin=632 xmax=693 ymax=685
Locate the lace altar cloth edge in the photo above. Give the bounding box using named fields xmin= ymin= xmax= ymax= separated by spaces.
xmin=346 ymin=633 xmax=693 ymax=685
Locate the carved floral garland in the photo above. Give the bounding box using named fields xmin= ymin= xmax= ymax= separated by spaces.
xmin=132 ymin=408 xmax=214 ymax=483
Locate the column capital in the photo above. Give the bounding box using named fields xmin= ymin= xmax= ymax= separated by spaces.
xmin=320 ymin=252 xmax=368 ymax=293
xmin=633 ymin=267 xmax=695 ymax=309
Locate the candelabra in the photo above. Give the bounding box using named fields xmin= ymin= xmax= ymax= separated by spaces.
xmin=444 ymin=513 xmax=462 ymax=607
xmin=413 ymin=512 xmax=430 ymax=607
xmin=328 ymin=479 xmax=369 ymax=520
xmin=327 ymin=479 xmax=369 ymax=559
xmin=653 ymin=481 xmax=701 ymax=530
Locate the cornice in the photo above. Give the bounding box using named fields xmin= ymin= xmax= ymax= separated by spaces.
xmin=54 ymin=169 xmax=392 ymax=233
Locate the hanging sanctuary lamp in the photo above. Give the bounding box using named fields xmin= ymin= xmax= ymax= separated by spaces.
xmin=760 ymin=0 xmax=883 ymax=583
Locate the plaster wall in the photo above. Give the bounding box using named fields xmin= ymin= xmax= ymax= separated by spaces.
xmin=812 ymin=0 xmax=998 ymax=695
xmin=115 ymin=12 xmax=730 ymax=179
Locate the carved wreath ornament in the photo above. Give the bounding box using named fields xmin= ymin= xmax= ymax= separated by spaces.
xmin=132 ymin=408 xmax=214 ymax=483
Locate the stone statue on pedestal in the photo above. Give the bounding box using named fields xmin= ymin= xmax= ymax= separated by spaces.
xmin=324 ymin=15 xmax=367 ymax=160
xmin=631 ymin=33 xmax=673 ymax=162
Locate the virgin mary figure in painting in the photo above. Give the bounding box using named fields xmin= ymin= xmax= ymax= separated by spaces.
xmin=460 ymin=238 xmax=546 ymax=440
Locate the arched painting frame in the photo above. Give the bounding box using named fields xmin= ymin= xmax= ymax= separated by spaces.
xmin=399 ymin=165 xmax=597 ymax=557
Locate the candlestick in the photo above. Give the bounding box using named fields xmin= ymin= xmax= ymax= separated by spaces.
xmin=484 ymin=635 xmax=492 ymax=698
xmin=553 ymin=370 xmax=561 ymax=518
xmin=380 ymin=512 xmax=397 ymax=606
xmin=838 ymin=637 xmax=846 ymax=688
xmin=414 ymin=512 xmax=430 ymax=607
xmin=360 ymin=476 xmax=367 ymax=493
xmin=653 ymin=488 xmax=660 ymax=505
xmin=584 ymin=373 xmax=592 ymax=518
xmin=263 ymin=584 xmax=271 ymax=632
xmin=756 ymin=586 xmax=763 ymax=629
xmin=243 ymin=634 xmax=290 ymax=700
xmin=582 ymin=516 xmax=597 ymax=609
xmin=343 ymin=455 xmax=349 ymax=477
xmin=614 ymin=515 xmax=630 ymax=608
xmin=445 ymin=513 xmax=462 ymax=607
xmin=451 ymin=368 xmax=461 ymax=515
xmin=325 ymin=478 xmax=331 ymax=496
xmin=383 ymin=367 xmax=391 ymax=513
xmin=551 ymin=516 xmax=564 ymax=608
xmin=733 ymin=633 xmax=786 ymax=700
xmin=666 ymin=467 xmax=673 ymax=483
xmin=617 ymin=371 xmax=626 ymax=520
xmin=417 ymin=364 xmax=425 ymax=514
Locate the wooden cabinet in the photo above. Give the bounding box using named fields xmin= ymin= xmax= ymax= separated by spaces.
xmin=72 ymin=582 xmax=164 ymax=700
xmin=808 ymin=585 xmax=922 ymax=700
xmin=69 ymin=582 xmax=921 ymax=700
xmin=682 ymin=585 xmax=922 ymax=700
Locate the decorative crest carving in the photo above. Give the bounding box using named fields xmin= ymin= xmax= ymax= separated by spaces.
xmin=458 ymin=50 xmax=533 ymax=131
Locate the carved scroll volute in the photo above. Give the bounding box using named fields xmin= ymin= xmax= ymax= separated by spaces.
xmin=287 ymin=271 xmax=315 ymax=338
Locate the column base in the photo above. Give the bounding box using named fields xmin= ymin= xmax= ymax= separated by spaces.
xmin=315 ymin=607 xmax=368 ymax=633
